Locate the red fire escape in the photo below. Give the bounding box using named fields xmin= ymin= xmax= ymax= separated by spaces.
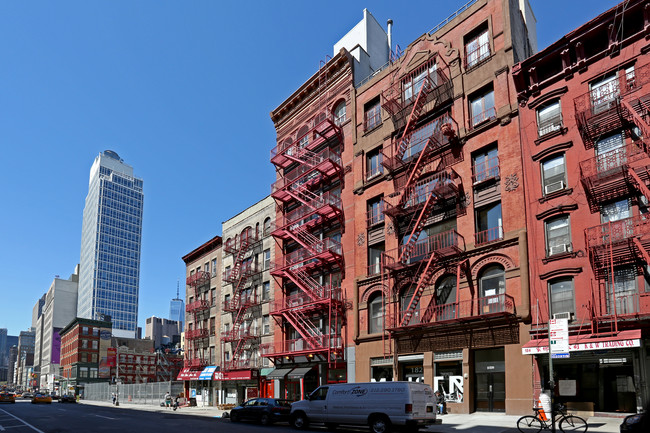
xmin=264 ymin=110 xmax=346 ymax=365
xmin=578 ymin=63 xmax=650 ymax=334
xmin=221 ymin=230 xmax=261 ymax=371
xmin=184 ymin=271 xmax=211 ymax=368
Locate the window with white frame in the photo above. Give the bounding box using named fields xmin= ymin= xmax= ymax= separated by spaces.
xmin=537 ymin=100 xmax=563 ymax=136
xmin=334 ymin=101 xmax=346 ymax=125
xmin=368 ymin=292 xmax=384 ymax=334
xmin=541 ymin=154 xmax=567 ymax=195
xmin=211 ymin=258 xmax=217 ymax=277
xmin=470 ymin=87 xmax=495 ymax=127
xmin=403 ymin=60 xmax=438 ymax=102
xmin=465 ymin=27 xmax=490 ymax=68
xmin=263 ymin=315 xmax=270 ymax=335
xmin=549 ymin=278 xmax=575 ymax=318
xmin=364 ymin=98 xmax=382 ymax=131
xmin=262 ymin=281 xmax=270 ymax=301
xmin=366 ymin=148 xmax=383 ymax=180
xmin=263 ymin=249 xmax=271 ymax=270
xmin=545 ymin=215 xmax=571 ymax=256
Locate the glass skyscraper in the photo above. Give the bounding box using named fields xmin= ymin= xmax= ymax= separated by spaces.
xmin=169 ymin=298 xmax=184 ymax=326
xmin=78 ymin=150 xmax=143 ymax=338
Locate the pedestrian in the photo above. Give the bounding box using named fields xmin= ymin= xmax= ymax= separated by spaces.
xmin=173 ymin=394 xmax=180 ymax=411
xmin=112 ymin=392 xmax=116 ymax=405
xmin=164 ymin=391 xmax=172 ymax=409
xmin=435 ymin=390 xmax=445 ymax=415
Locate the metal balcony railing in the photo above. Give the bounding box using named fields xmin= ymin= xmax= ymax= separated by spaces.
xmin=268 ymin=286 xmax=341 ymax=313
xmin=474 ymin=226 xmax=504 ymax=246
xmin=465 ymin=40 xmax=491 ymax=69
xmin=579 ymin=141 xmax=648 ymax=180
xmin=184 ymin=358 xmax=208 ymax=368
xmin=259 ymin=335 xmax=343 ymax=356
xmin=470 ymin=106 xmax=496 ymax=128
xmin=273 ymin=191 xmax=342 ymax=230
xmin=472 ymin=155 xmax=500 ymax=183
xmin=271 ymin=238 xmax=342 ymax=271
xmin=223 ymin=293 xmax=259 ymax=312
xmin=185 ymin=300 xmax=210 ymax=313
xmin=222 ymin=262 xmax=260 ymax=284
xmin=585 ymin=215 xmax=650 ymax=249
xmin=271 ymin=148 xmax=342 ymax=194
xmin=186 ymin=271 xmax=210 ymax=287
xmin=184 ymin=328 xmax=209 ymax=339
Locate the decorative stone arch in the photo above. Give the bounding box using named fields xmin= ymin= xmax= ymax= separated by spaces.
xmin=296 ymin=124 xmax=309 ymax=141
xmin=240 ymin=226 xmax=254 ymax=242
xmin=471 ymin=254 xmax=516 ymax=280
xmin=430 ymin=266 xmax=458 ymax=288
xmin=391 ymin=34 xmax=459 ymax=81
xmin=361 ymin=282 xmax=389 ymax=304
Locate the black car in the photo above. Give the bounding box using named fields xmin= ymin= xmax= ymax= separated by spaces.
xmin=621 ymin=410 xmax=648 ymax=432
xmin=229 ymin=398 xmax=292 ymax=425
xmin=59 ymin=395 xmax=77 ymax=403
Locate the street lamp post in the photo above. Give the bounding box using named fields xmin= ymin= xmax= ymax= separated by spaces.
xmin=115 ymin=348 xmax=120 ymax=406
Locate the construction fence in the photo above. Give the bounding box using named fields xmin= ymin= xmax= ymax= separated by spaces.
xmin=83 ymin=381 xmax=184 ymax=405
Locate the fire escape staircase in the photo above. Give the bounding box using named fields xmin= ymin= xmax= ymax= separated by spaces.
xmin=284 ymin=267 xmax=325 ymax=301
xmin=286 ymin=183 xmax=321 ymax=210
xmin=620 ymin=98 xmax=650 ymax=139
xmin=283 ymin=308 xmax=325 ymax=351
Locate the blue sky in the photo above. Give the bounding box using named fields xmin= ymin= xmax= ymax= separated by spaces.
xmin=0 ymin=0 xmax=619 ymax=336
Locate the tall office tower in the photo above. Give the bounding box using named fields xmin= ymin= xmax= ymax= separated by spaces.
xmin=169 ymin=281 xmax=184 ymax=326
xmin=0 ymin=328 xmax=7 ymax=382
xmin=78 ymin=150 xmax=144 ymax=338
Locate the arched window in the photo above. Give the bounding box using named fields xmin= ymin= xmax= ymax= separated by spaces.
xmin=400 ymin=284 xmax=420 ymax=325
xmin=241 ymin=227 xmax=253 ymax=243
xmin=435 ymin=275 xmax=457 ymax=321
xmin=368 ymin=292 xmax=384 ymax=334
xmin=479 ymin=264 xmax=505 ymax=313
xmin=263 ymin=217 xmax=272 ymax=236
xmin=297 ymin=125 xmax=309 ymax=149
xmin=334 ymin=101 xmax=346 ymax=125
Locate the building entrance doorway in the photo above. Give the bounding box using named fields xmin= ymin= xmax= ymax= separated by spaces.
xmin=474 ymin=347 xmax=505 ymax=412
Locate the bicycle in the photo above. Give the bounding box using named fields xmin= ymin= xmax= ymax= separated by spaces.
xmin=517 ymin=404 xmax=588 ymax=433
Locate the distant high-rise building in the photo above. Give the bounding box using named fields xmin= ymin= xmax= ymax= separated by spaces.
xmin=78 ymin=150 xmax=144 ymax=339
xmin=169 ymin=281 xmax=184 ymax=326
xmin=0 ymin=328 xmax=7 ymax=382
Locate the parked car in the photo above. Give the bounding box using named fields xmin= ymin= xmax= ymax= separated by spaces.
xmin=59 ymin=395 xmax=77 ymax=403
xmin=0 ymin=392 xmax=15 ymax=404
xmin=31 ymin=393 xmax=52 ymax=404
xmin=50 ymin=394 xmax=60 ymax=400
xmin=230 ymin=398 xmax=293 ymax=425
xmin=290 ymin=382 xmax=438 ymax=433
xmin=21 ymin=392 xmax=34 ymax=399
xmin=621 ymin=409 xmax=649 ymax=432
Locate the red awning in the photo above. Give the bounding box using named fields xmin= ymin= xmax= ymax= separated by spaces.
xmin=522 ymin=329 xmax=641 ymax=355
xmin=214 ymin=369 xmax=258 ymax=381
xmin=176 ymin=367 xmax=202 ymax=381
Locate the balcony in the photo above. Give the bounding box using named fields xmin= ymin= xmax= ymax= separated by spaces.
xmin=186 ymin=271 xmax=211 ymax=287
xmin=269 ymin=286 xmax=342 ymax=314
xmin=270 ymin=115 xmax=342 ymax=169
xmin=223 ymin=233 xmax=260 ymax=255
xmin=384 ymin=229 xmax=465 ymax=271
xmin=222 ymin=359 xmax=257 ymax=371
xmin=384 ymin=168 xmax=461 ymax=218
xmin=474 ymin=226 xmax=504 ymax=246
xmin=185 ymin=300 xmax=210 ymax=313
xmin=184 ymin=358 xmax=208 ymax=368
xmin=185 ymin=328 xmax=209 ymax=340
xmin=271 ymin=192 xmax=342 ymax=239
xmin=271 ymin=148 xmax=343 ymax=202
xmin=223 ymin=293 xmax=259 ymax=312
xmin=392 ymin=294 xmax=516 ymax=330
xmin=221 ymin=328 xmax=259 ymax=342
xmin=594 ymin=292 xmax=650 ymax=320
xmin=585 ymin=216 xmax=650 ymax=273
xmin=580 ymin=141 xmax=650 ymax=208
xmin=259 ymin=335 xmax=344 ymax=358
xmin=271 ymin=238 xmax=342 ymax=276
xmin=222 ymin=262 xmax=260 ymax=284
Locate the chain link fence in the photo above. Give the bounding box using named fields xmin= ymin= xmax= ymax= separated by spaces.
xmin=84 ymin=381 xmax=184 ymax=405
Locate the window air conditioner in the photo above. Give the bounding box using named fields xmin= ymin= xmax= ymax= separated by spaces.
xmin=548 ymin=244 xmax=569 ymax=255
xmin=544 ymin=180 xmax=565 ymax=195
xmin=553 ymin=312 xmax=573 ymax=321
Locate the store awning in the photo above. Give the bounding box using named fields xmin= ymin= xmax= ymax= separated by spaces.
xmin=265 ymin=368 xmax=292 ymax=379
xmin=287 ymin=367 xmax=314 ymax=379
xmin=198 ymin=366 xmax=218 ymax=380
xmin=522 ymin=329 xmax=641 ymax=355
xmin=176 ymin=367 xmax=202 ymax=381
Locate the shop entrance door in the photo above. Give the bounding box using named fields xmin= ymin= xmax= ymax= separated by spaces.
xmin=474 ymin=347 xmax=505 ymax=412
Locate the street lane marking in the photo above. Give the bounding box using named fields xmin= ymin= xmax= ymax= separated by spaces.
xmin=0 ymin=409 xmax=45 ymax=433
xmin=94 ymin=415 xmax=117 ymax=420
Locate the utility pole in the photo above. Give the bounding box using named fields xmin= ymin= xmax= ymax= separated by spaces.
xmin=115 ymin=348 xmax=120 ymax=406
xmin=547 ymin=289 xmax=556 ymax=433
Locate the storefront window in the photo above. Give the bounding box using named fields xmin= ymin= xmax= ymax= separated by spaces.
xmin=434 ymin=360 xmax=463 ymax=402
xmin=401 ymin=363 xmax=424 ymax=383
xmin=371 ymin=365 xmax=393 ymax=382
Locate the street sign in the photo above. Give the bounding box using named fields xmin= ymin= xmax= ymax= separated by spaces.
xmin=552 ymin=353 xmax=570 ymax=359
xmin=549 ymin=318 xmax=569 ymax=353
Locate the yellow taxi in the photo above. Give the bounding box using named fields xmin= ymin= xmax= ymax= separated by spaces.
xmin=31 ymin=393 xmax=52 ymax=404
xmin=0 ymin=392 xmax=16 ymax=403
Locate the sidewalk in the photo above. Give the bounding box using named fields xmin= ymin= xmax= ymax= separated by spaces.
xmin=80 ymin=400 xmax=626 ymax=432
xmin=79 ymin=399 xmax=229 ymax=418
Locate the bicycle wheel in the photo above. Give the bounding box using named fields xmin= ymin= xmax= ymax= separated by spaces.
xmin=517 ymin=415 xmax=544 ymax=433
xmin=559 ymin=415 xmax=588 ymax=433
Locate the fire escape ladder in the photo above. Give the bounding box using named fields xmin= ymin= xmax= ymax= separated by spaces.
xmin=285 ymin=147 xmax=323 ymax=170
xmin=286 ymin=183 xmax=321 ymax=208
xmin=400 ymin=251 xmax=439 ymax=327
xmin=621 ymin=98 xmax=650 ymax=139
xmin=632 ymin=237 xmax=650 ymax=266
xmin=287 ymin=225 xmax=322 ymax=254
xmin=283 ymin=309 xmax=323 ymax=350
xmin=285 ymin=268 xmax=324 ymax=300
xmin=393 ymin=78 xmax=433 ymax=162
xmin=397 ymin=191 xmax=438 ymax=263
xmin=230 ymin=239 xmax=250 ymax=282
xmin=627 ymin=168 xmax=650 ymax=202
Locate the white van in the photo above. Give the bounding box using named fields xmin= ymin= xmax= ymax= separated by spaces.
xmin=290 ymin=381 xmax=438 ymax=433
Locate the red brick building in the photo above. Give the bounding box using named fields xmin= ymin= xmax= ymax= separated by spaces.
xmin=352 ymin=0 xmax=536 ymax=414
xmin=513 ymin=0 xmax=650 ymax=413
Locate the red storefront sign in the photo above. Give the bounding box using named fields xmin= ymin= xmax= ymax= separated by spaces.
xmin=107 ymin=347 xmax=116 ymax=367
xmin=176 ymin=367 xmax=202 ymax=380
xmin=214 ymin=370 xmax=258 ymax=381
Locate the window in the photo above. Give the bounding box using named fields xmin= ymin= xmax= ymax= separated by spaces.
xmin=204 ymin=262 xmax=209 ymax=273
xmin=211 ymin=259 xmax=217 ymax=277
xmin=549 ymin=278 xmax=575 ymax=318
xmin=545 ymin=215 xmax=571 ymax=256
xmin=470 ymin=88 xmax=495 ymax=127
xmin=465 ymin=27 xmax=490 ymax=68
xmin=262 ymin=281 xmax=270 ymax=301
xmin=400 ymin=285 xmax=420 ymax=325
xmin=601 ymin=199 xmax=630 ymax=224
xmin=263 ymin=249 xmax=271 ymax=270
xmin=595 ymin=132 xmax=625 ymax=173
xmin=435 ymin=275 xmax=457 ymax=321
xmin=475 ymin=202 xmax=503 ymax=245
xmin=479 ymin=264 xmax=505 ymax=302
xmin=81 ymin=340 xmax=88 ymax=349
xmin=92 ymin=340 xmax=98 ymax=350
xmin=263 ymin=217 xmax=272 ymax=236
xmin=82 ymin=326 xmax=89 ymax=335
xmin=541 ymin=155 xmax=567 ymax=195
xmin=590 ymin=73 xmax=620 ymax=114
xmin=607 ymin=266 xmax=639 ymax=315
xmin=263 ymin=315 xmax=270 ymax=335
xmin=366 ymin=148 xmax=384 ymax=180
xmin=368 ymin=292 xmax=384 ymax=334
xmin=334 ymin=101 xmax=346 ymax=125
xmin=210 ymin=317 xmax=216 ymax=335
xmin=537 ymin=100 xmax=563 ymax=136
xmin=472 ymin=146 xmax=499 ymax=183
xmin=225 ymin=352 xmax=230 ymax=361
xmin=364 ymin=98 xmax=382 ymax=131
xmin=403 ymin=60 xmax=438 ymax=102
xmin=211 ymin=288 xmax=216 ymax=306
xmin=367 ymin=196 xmax=384 ymax=226
xmin=368 ymin=243 xmax=385 ymax=276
